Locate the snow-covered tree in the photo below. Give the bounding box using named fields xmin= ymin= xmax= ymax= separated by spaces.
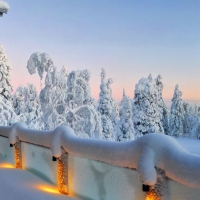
xmin=13 ymin=85 xmax=26 ymax=123
xmin=23 ymin=84 xmax=41 ymax=129
xmin=183 ymin=102 xmax=191 ymax=136
xmin=183 ymin=103 xmax=200 ymax=138
xmin=27 ymin=52 xmax=67 ymax=130
xmin=65 ymin=69 xmax=93 ymax=108
xmin=155 ymin=75 xmax=170 ymax=135
xmin=116 ymin=90 xmax=135 ymax=141
xmin=0 ymin=45 xmax=12 ymax=100
xmin=186 ymin=104 xmax=199 ymax=138
xmin=0 ymin=0 xmax=9 ymax=17
xmin=65 ymin=69 xmax=102 ymax=139
xmin=0 ymin=97 xmax=18 ymax=126
xmin=169 ymin=84 xmax=184 ymax=137
xmin=27 ymin=52 xmax=102 ymax=137
xmin=13 ymin=84 xmax=41 ymax=128
xmin=195 ymin=106 xmax=200 ymax=139
xmin=132 ymin=74 xmax=164 ymax=138
xmin=98 ymin=68 xmax=119 ymax=140
xmin=27 ymin=52 xmax=54 ymax=81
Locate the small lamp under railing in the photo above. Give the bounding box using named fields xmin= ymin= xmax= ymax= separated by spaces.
xmin=10 ymin=143 xmax=14 ymax=147
xmin=52 ymin=156 xmax=58 ymax=161
xmin=143 ymin=184 xmax=150 ymax=192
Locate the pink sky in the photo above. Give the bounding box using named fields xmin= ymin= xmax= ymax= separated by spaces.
xmin=3 ymin=0 xmax=200 ymax=105
xmin=11 ymin=62 xmax=200 ymax=104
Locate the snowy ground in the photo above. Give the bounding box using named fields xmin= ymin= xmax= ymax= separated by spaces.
xmin=0 ymin=156 xmax=81 ymax=200
xmin=175 ymin=137 xmax=200 ymax=155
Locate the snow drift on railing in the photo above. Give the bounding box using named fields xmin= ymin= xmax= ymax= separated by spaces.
xmin=1 ymin=122 xmax=200 ymax=190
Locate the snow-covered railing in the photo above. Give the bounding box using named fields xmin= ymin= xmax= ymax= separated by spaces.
xmin=0 ymin=122 xmax=200 ymax=199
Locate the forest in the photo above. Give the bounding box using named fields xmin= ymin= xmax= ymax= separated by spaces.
xmin=1 ymin=45 xmax=199 ymax=141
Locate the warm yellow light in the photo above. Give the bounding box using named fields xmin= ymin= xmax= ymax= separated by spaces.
xmin=145 ymin=191 xmax=160 ymax=200
xmin=0 ymin=163 xmax=15 ymax=168
xmin=58 ymin=150 xmax=68 ymax=195
xmin=146 ymin=195 xmax=154 ymax=200
xmin=37 ymin=185 xmax=59 ymax=194
xmin=14 ymin=142 xmax=22 ymax=169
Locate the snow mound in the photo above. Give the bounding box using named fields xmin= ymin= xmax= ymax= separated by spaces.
xmin=0 ymin=0 xmax=9 ymax=14
xmin=5 ymin=122 xmax=200 ymax=190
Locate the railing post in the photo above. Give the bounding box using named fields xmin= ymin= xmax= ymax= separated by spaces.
xmin=14 ymin=141 xmax=22 ymax=169
xmin=58 ymin=148 xmax=68 ymax=195
xmin=145 ymin=168 xmax=167 ymax=200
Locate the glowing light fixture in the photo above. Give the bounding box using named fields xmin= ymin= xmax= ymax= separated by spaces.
xmin=145 ymin=190 xmax=160 ymax=200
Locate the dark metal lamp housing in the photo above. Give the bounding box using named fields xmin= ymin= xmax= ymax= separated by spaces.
xmin=142 ymin=184 xmax=150 ymax=192
xmin=52 ymin=156 xmax=57 ymax=161
xmin=10 ymin=143 xmax=14 ymax=147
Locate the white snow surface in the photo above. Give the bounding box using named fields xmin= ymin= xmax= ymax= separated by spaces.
xmin=175 ymin=137 xmax=200 ymax=155
xmin=0 ymin=1 xmax=9 ymax=13
xmin=1 ymin=122 xmax=200 ymax=190
xmin=0 ymin=156 xmax=81 ymax=200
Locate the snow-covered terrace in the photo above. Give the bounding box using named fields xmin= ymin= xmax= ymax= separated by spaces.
xmin=0 ymin=0 xmax=9 ymax=17
xmin=0 ymin=157 xmax=81 ymax=200
xmin=0 ymin=123 xmax=200 ymax=199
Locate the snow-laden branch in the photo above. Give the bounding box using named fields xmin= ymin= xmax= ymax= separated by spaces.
xmin=0 ymin=0 xmax=9 ymax=15
xmin=27 ymin=52 xmax=54 ymax=80
xmin=2 ymin=122 xmax=200 ymax=190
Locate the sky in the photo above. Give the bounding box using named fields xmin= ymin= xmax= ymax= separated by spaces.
xmin=1 ymin=0 xmax=200 ymax=105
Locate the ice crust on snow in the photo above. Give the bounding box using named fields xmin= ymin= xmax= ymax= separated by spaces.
xmin=1 ymin=122 xmax=200 ymax=190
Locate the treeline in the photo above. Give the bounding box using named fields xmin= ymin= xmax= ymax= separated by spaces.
xmin=0 ymin=45 xmax=199 ymax=141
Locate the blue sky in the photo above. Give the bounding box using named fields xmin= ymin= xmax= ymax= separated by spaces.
xmin=1 ymin=0 xmax=200 ymax=102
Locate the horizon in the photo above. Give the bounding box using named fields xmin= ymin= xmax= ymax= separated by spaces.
xmin=1 ymin=0 xmax=200 ymax=102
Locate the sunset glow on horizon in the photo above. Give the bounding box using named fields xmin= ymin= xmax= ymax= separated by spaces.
xmin=2 ymin=0 xmax=200 ymax=104
xmin=10 ymin=67 xmax=200 ymax=104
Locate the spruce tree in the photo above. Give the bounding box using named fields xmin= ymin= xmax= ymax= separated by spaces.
xmin=98 ymin=68 xmax=119 ymax=140
xmin=188 ymin=104 xmax=199 ymax=138
xmin=183 ymin=102 xmax=191 ymax=136
xmin=0 ymin=45 xmax=12 ymax=100
xmin=133 ymin=74 xmax=163 ymax=138
xmin=117 ymin=90 xmax=135 ymax=141
xmin=24 ymin=83 xmax=41 ymax=128
xmin=155 ymin=75 xmax=170 ymax=135
xmin=13 ymin=85 xmax=26 ymax=122
xmin=169 ymin=84 xmax=184 ymax=137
